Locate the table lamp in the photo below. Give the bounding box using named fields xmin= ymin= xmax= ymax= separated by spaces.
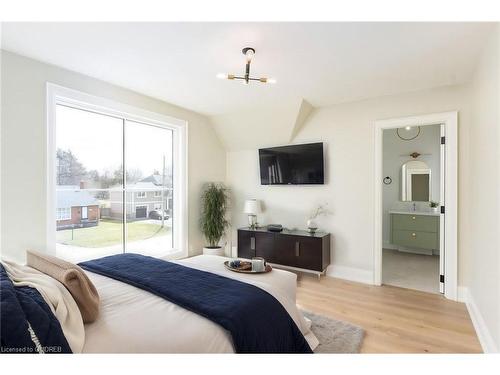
xmin=244 ymin=199 xmax=261 ymax=229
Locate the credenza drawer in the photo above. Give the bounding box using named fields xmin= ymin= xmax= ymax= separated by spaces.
xmin=391 ymin=214 xmax=439 ymax=233
xmin=392 ymin=229 xmax=438 ymax=250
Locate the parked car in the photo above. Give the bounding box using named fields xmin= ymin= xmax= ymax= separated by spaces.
xmin=149 ymin=209 xmax=169 ymax=220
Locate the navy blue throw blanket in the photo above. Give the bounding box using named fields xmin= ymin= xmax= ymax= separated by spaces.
xmin=79 ymin=253 xmax=312 ymax=353
xmin=0 ymin=264 xmax=72 ymax=354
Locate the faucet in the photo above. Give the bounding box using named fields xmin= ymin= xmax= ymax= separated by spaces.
xmin=412 ymin=202 xmax=417 ymax=212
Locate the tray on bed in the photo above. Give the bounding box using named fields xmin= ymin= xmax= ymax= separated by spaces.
xmin=224 ymin=260 xmax=272 ymax=274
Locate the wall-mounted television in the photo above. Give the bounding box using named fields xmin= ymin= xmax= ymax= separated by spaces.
xmin=259 ymin=142 xmax=324 ymax=185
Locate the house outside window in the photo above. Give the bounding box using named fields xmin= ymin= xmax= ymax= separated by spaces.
xmin=137 ymin=191 xmax=146 ymax=198
xmin=154 ymin=190 xmax=162 ymax=197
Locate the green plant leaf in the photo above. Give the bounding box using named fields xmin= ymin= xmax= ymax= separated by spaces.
xmin=200 ymin=183 xmax=229 ymax=248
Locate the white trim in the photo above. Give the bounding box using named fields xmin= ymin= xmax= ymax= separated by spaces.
xmin=326 ymin=264 xmax=374 ymax=285
xmin=374 ymin=111 xmax=458 ymax=301
xmin=458 ymin=287 xmax=498 ymax=353
xmin=136 ymin=191 xmax=146 ymax=198
xmin=47 ymin=83 xmax=188 ymax=259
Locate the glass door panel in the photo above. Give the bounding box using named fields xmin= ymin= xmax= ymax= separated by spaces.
xmin=124 ymin=120 xmax=174 ymax=257
xmin=55 ymin=104 xmax=124 ymax=262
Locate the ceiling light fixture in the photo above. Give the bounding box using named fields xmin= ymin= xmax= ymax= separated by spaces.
xmin=217 ymin=47 xmax=276 ymax=85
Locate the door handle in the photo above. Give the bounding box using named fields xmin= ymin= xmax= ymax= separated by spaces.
xmin=250 ymin=237 xmax=255 ymax=250
xmin=295 ymin=241 xmax=300 ymax=256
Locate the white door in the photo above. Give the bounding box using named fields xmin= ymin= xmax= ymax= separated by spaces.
xmin=81 ymin=206 xmax=88 ymax=220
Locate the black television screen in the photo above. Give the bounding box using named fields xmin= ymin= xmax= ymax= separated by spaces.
xmin=259 ymin=142 xmax=324 ymax=185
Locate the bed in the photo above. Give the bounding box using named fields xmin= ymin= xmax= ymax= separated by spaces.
xmin=1 ymin=254 xmax=318 ymax=353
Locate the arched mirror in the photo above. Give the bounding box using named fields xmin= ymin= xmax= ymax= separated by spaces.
xmin=401 ymin=160 xmax=431 ymax=201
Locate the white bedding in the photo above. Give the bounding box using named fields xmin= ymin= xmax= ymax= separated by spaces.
xmin=82 ymin=255 xmax=318 ymax=353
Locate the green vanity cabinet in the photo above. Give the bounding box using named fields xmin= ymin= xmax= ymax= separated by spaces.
xmin=390 ymin=213 xmax=439 ymax=251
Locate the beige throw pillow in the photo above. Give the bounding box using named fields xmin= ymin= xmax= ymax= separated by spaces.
xmin=26 ymin=250 xmax=100 ymax=323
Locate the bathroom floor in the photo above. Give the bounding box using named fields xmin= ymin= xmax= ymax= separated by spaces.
xmin=382 ymin=249 xmax=440 ymax=294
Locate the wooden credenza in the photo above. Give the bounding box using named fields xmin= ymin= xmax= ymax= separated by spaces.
xmin=237 ymin=227 xmax=330 ymax=276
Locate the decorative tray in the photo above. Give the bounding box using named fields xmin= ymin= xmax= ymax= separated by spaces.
xmin=224 ymin=260 xmax=272 ymax=274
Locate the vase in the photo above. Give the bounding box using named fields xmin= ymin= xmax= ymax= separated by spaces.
xmin=307 ymin=218 xmax=318 ymax=233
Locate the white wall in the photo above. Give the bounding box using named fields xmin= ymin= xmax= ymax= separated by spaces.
xmin=225 ymin=84 xmax=473 ymax=283
xmin=0 ymin=50 xmax=226 ymax=262
xmin=382 ymin=125 xmax=441 ymax=248
xmin=464 ymin=25 xmax=500 ymax=352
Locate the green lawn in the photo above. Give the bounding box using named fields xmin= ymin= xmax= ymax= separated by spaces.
xmin=57 ymin=219 xmax=170 ymax=248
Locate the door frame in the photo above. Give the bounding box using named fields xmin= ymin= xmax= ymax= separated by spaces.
xmin=373 ymin=111 xmax=458 ymax=301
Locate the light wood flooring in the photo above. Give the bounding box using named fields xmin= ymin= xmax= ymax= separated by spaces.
xmin=296 ymin=274 xmax=482 ymax=353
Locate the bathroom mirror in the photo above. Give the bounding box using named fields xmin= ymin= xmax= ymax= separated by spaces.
xmin=401 ymin=160 xmax=431 ymax=201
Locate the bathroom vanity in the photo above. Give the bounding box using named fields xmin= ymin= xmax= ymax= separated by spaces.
xmin=390 ymin=211 xmax=440 ymax=252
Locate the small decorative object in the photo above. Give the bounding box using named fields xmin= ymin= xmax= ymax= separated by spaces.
xmin=430 ymin=201 xmax=440 ymax=213
xmin=244 ymin=199 xmax=262 ymax=229
xmin=383 ymin=176 xmax=392 ymax=185
xmin=224 ymin=259 xmax=272 ymax=274
xmin=397 ymin=126 xmax=421 ymax=141
xmin=201 ymin=183 xmax=229 ymax=256
xmin=251 ymin=257 xmax=266 ymax=272
xmin=216 ymin=47 xmax=276 ymax=85
xmin=307 ymin=203 xmax=330 ymax=233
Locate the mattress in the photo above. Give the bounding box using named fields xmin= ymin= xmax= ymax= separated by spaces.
xmin=82 ymin=254 xmax=318 ymax=353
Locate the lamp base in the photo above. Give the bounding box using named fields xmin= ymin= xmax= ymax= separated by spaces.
xmin=247 ymin=214 xmax=257 ymax=229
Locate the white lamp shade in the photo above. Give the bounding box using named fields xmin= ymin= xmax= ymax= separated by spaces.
xmin=244 ymin=199 xmax=261 ymax=215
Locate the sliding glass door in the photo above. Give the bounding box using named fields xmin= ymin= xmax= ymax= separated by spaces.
xmin=55 ymin=104 xmax=175 ymax=262
xmin=124 ymin=120 xmax=174 ymax=256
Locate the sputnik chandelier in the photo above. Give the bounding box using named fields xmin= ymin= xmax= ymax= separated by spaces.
xmin=217 ymin=47 xmax=276 ymax=85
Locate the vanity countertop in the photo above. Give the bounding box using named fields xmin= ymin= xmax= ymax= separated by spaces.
xmin=389 ymin=210 xmax=440 ymax=216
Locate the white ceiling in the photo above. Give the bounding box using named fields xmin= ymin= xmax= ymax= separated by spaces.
xmin=1 ymin=22 xmax=494 ymax=115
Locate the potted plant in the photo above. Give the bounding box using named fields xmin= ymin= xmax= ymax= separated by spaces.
xmin=200 ymin=183 xmax=229 ymax=256
xmin=430 ymin=201 xmax=440 ymax=213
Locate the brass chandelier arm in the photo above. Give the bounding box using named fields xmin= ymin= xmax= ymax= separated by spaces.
xmin=227 ymin=75 xmax=269 ymax=82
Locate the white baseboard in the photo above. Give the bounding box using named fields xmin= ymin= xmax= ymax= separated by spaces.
xmin=326 ymin=264 xmax=374 ymax=285
xmin=458 ymin=286 xmax=498 ymax=353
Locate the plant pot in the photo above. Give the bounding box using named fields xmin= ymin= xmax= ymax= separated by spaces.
xmin=431 ymin=207 xmax=439 ymax=213
xmin=203 ymin=246 xmax=225 ymax=256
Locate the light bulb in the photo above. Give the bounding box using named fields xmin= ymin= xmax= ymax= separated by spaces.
xmin=405 ymin=126 xmax=412 ymax=130
xmin=267 ymin=78 xmax=277 ymax=84
xmin=245 ymin=49 xmax=255 ymax=62
xmin=216 ymin=73 xmax=228 ymax=79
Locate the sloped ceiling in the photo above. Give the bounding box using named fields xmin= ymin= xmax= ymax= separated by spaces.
xmin=1 ymin=22 xmax=495 ymax=150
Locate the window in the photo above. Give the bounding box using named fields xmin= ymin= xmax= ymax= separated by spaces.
xmin=49 ymin=84 xmax=187 ymax=262
xmin=57 ymin=208 xmax=71 ymax=221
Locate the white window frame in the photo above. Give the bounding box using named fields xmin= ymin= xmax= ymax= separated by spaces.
xmin=137 ymin=191 xmax=146 ymax=198
xmin=154 ymin=190 xmax=162 ymax=197
xmin=56 ymin=207 xmax=71 ymax=221
xmin=47 ymin=83 xmax=188 ymax=259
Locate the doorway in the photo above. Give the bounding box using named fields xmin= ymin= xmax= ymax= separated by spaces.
xmin=374 ymin=112 xmax=458 ymax=301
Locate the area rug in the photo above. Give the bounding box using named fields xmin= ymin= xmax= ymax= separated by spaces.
xmin=302 ymin=310 xmax=365 ymax=353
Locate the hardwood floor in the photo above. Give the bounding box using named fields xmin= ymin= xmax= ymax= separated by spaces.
xmin=296 ymin=274 xmax=482 ymax=353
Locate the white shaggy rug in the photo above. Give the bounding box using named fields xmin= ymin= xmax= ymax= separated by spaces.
xmin=302 ymin=310 xmax=365 ymax=353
